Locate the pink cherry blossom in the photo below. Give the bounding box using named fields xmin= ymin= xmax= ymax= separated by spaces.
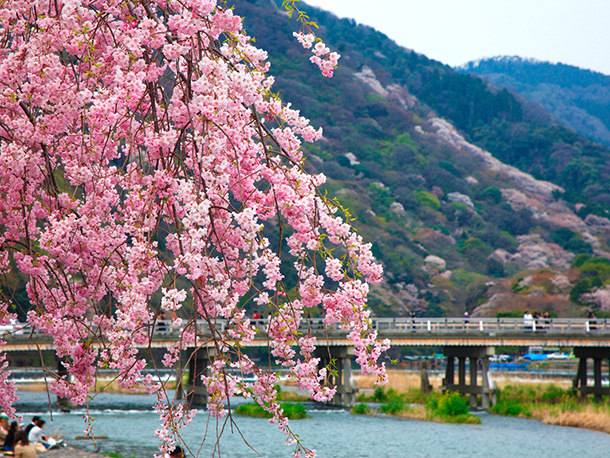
xmin=293 ymin=32 xmax=341 ymax=77
xmin=0 ymin=0 xmax=387 ymax=456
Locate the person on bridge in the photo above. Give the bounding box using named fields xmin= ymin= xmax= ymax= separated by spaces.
xmin=543 ymin=311 xmax=551 ymax=329
xmin=523 ymin=311 xmax=533 ymax=331
xmin=588 ymin=311 xmax=598 ymax=332
xmin=409 ymin=310 xmax=416 ymax=330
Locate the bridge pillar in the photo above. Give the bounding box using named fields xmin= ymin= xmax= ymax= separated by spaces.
xmin=175 ymin=351 xmax=184 ymax=401
xmin=481 ymin=356 xmax=493 ymax=409
xmin=186 ymin=347 xmax=216 ymax=408
xmin=573 ymin=347 xmax=610 ymax=400
xmin=446 ymin=356 xmax=455 ymax=386
xmin=458 ymin=357 xmax=466 ymax=387
xmin=442 ymin=346 xmax=495 ymax=409
xmin=56 ymin=357 xmax=74 ymax=412
xmin=469 ymin=356 xmax=478 ymax=408
xmin=314 ymin=346 xmax=355 ymax=408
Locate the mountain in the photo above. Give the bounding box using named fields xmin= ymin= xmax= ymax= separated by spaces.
xmin=229 ymin=0 xmax=610 ymax=319
xmin=459 ymin=56 xmax=610 ymax=148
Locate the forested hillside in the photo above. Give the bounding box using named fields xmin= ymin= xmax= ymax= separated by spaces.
xmin=230 ymin=0 xmax=610 ymax=318
xmin=461 ymin=56 xmax=610 ymax=151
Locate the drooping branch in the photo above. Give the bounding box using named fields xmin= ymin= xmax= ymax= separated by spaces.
xmin=0 ymin=1 xmax=387 ymax=456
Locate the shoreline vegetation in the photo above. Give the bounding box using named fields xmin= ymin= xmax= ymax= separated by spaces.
xmin=235 ymin=402 xmax=308 ymax=420
xmin=491 ymin=384 xmax=610 ymax=433
xmin=234 ymin=386 xmax=310 ymax=419
xmin=355 ymin=370 xmax=610 ymax=432
xmin=353 ymin=388 xmax=480 ymax=424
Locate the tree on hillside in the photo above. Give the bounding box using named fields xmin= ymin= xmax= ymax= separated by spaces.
xmin=0 ymin=0 xmax=387 ymax=456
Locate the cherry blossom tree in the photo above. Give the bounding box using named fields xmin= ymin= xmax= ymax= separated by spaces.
xmin=583 ymin=286 xmax=610 ymax=311
xmin=0 ymin=0 xmax=388 ymax=456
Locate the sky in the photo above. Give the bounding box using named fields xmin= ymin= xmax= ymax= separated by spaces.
xmin=303 ymin=0 xmax=610 ymax=75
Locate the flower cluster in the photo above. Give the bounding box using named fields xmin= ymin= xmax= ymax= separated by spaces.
xmin=0 ymin=0 xmax=386 ymax=455
xmin=293 ymin=32 xmax=341 ymax=77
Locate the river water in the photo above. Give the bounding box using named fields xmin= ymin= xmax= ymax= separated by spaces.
xmin=14 ymin=390 xmax=610 ymax=458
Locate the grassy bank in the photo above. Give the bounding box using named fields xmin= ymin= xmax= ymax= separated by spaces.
xmin=355 ymin=370 xmax=610 ymax=433
xmin=491 ymin=384 xmax=610 ymax=433
xmin=354 ymin=387 xmax=480 ymax=424
xmin=235 ymin=402 xmax=308 ymax=419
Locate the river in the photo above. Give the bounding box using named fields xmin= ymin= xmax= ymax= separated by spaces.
xmin=14 ymin=390 xmax=610 ymax=458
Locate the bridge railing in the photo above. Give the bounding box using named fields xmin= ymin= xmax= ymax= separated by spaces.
xmin=3 ymin=317 xmax=609 ymax=342
xmin=369 ymin=317 xmax=610 ymax=335
xmin=182 ymin=317 xmax=610 ymax=337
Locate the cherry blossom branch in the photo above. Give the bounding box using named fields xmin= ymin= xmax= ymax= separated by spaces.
xmin=0 ymin=1 xmax=387 ymax=456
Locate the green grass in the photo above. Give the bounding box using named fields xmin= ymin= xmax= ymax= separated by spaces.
xmin=491 ymin=398 xmax=531 ymax=417
xmin=234 ymin=402 xmax=308 ymax=419
xmin=358 ymin=386 xmax=427 ymax=405
xmin=360 ymin=383 xmax=610 ymax=431
xmin=490 ymin=384 xmax=588 ymax=418
xmin=369 ymin=388 xmax=480 ymax=424
xmin=426 ymin=391 xmax=469 ymax=416
xmin=425 ymin=392 xmax=481 ymax=424
xmin=380 ymin=396 xmax=408 ymax=415
xmin=351 ymin=403 xmax=371 ymax=415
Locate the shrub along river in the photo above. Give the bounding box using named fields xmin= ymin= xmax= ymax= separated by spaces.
xmin=14 ymin=390 xmax=610 ymax=458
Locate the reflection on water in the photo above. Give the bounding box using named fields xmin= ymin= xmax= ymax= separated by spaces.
xmin=14 ymin=391 xmax=610 ymax=458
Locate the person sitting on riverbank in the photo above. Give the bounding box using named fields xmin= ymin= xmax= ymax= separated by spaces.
xmin=27 ymin=419 xmax=62 ymax=451
xmin=168 ymin=445 xmax=185 ymax=458
xmin=13 ymin=431 xmax=35 ymax=458
xmin=0 ymin=414 xmax=8 ymax=449
xmin=3 ymin=421 xmax=18 ymax=455
xmin=27 ymin=419 xmax=46 ymax=451
xmin=22 ymin=418 xmax=38 ymax=439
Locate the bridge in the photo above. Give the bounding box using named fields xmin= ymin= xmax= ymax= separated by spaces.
xmin=3 ymin=317 xmax=610 ymax=409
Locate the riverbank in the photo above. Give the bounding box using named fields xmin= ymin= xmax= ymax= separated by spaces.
xmin=45 ymin=445 xmax=102 ymax=458
xmin=355 ymin=369 xmax=610 ymax=433
xmin=353 ymin=389 xmax=481 ymax=424
xmin=492 ymin=383 xmax=610 ymax=433
xmin=532 ymin=403 xmax=610 ymax=433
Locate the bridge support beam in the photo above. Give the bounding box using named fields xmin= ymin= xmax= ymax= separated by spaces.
xmin=442 ymin=346 xmax=496 ymax=409
xmin=573 ymin=347 xmax=610 ymax=400
xmin=56 ymin=357 xmax=74 ymax=412
xmin=315 ymin=346 xmax=355 ymax=408
xmin=186 ymin=347 xmax=216 ymax=408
